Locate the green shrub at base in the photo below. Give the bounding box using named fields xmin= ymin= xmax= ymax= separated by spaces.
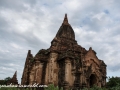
xmin=44 ymin=84 xmax=63 ymax=90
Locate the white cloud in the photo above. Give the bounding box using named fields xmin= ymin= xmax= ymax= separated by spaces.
xmin=10 ymin=43 xmax=23 ymax=49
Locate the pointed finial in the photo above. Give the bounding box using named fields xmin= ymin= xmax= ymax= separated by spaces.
xmin=27 ymin=50 xmax=31 ymax=58
xmin=28 ymin=50 xmax=31 ymax=54
xmin=65 ymin=13 xmax=67 ymax=19
xmin=63 ymin=13 xmax=69 ymax=25
xmin=89 ymin=47 xmax=92 ymax=51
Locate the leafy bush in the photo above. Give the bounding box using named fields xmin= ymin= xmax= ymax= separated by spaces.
xmin=0 ymin=77 xmax=11 ymax=85
xmin=106 ymin=76 xmax=120 ymax=88
xmin=44 ymin=84 xmax=63 ymax=90
xmin=0 ymin=87 xmax=18 ymax=90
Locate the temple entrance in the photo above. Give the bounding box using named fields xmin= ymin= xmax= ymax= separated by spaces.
xmin=89 ymin=74 xmax=97 ymax=87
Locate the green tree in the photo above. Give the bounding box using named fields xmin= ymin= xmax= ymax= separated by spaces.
xmin=4 ymin=77 xmax=11 ymax=85
xmin=106 ymin=76 xmax=120 ymax=88
xmin=4 ymin=77 xmax=11 ymax=81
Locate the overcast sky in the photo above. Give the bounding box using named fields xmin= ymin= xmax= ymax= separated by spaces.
xmin=0 ymin=0 xmax=120 ymax=84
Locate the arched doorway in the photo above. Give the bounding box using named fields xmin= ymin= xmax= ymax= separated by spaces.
xmin=89 ymin=74 xmax=97 ymax=87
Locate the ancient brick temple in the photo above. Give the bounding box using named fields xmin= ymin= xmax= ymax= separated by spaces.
xmin=21 ymin=14 xmax=107 ymax=89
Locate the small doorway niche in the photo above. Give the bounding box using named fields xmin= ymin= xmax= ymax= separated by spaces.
xmin=89 ymin=74 xmax=97 ymax=87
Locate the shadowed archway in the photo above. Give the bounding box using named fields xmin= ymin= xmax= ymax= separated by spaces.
xmin=89 ymin=74 xmax=97 ymax=87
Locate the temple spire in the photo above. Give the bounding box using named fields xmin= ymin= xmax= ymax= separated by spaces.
xmin=7 ymin=71 xmax=18 ymax=85
xmin=55 ymin=14 xmax=75 ymax=40
xmin=12 ymin=71 xmax=17 ymax=79
xmin=63 ymin=14 xmax=69 ymax=25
